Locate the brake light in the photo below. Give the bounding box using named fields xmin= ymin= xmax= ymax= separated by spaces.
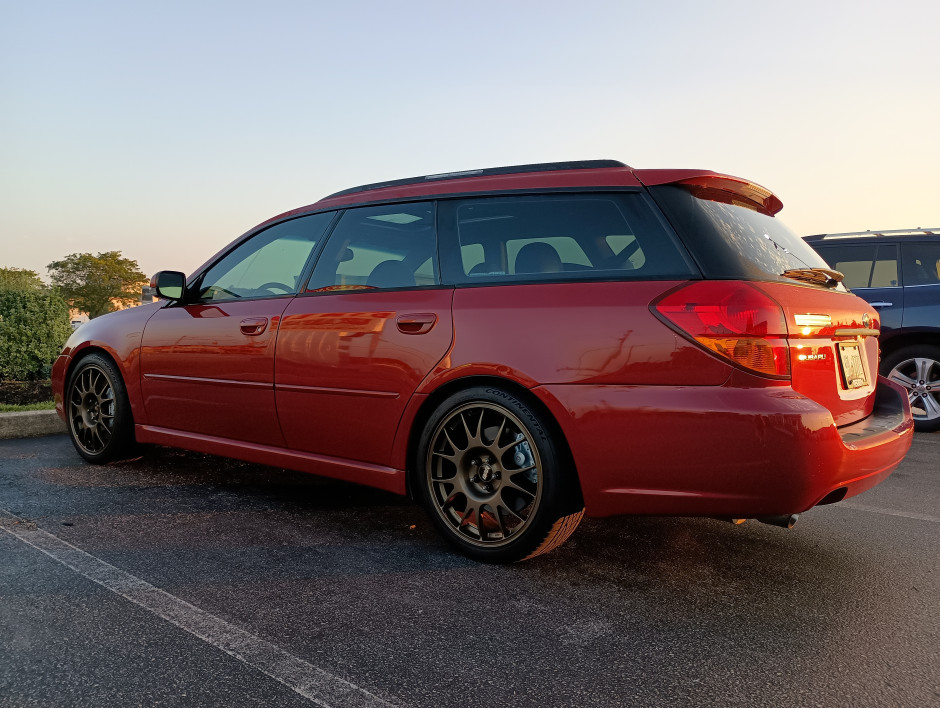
xmin=654 ymin=281 xmax=790 ymax=378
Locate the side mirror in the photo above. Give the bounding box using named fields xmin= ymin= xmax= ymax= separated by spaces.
xmin=150 ymin=271 xmax=186 ymax=301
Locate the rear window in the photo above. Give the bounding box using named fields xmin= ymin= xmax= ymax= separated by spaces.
xmin=440 ymin=193 xmax=695 ymax=284
xmin=651 ymin=185 xmax=837 ymax=286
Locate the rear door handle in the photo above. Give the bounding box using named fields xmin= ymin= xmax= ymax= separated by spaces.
xmin=869 ymin=302 xmax=893 ymax=308
xmin=240 ymin=317 xmax=268 ymax=335
xmin=397 ymin=313 xmax=437 ymax=335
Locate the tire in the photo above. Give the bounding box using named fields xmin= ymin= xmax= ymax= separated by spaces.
xmin=416 ymin=386 xmax=584 ymax=563
xmin=65 ymin=353 xmax=138 ymax=463
xmin=882 ymin=345 xmax=940 ymax=432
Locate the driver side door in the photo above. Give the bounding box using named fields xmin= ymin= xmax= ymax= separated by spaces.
xmin=139 ymin=211 xmax=335 ymax=446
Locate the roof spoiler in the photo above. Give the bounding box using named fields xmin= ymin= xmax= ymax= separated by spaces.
xmin=635 ymin=170 xmax=783 ymax=216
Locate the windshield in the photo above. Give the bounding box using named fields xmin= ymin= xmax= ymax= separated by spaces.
xmin=651 ymin=185 xmax=844 ymax=290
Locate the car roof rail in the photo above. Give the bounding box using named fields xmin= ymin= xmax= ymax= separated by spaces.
xmin=805 ymin=228 xmax=940 ymax=240
xmin=324 ymin=159 xmax=629 ymax=198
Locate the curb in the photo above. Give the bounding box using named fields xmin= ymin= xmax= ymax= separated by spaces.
xmin=0 ymin=410 xmax=67 ymax=440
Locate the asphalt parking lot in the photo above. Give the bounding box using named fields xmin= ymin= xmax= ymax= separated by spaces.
xmin=1 ymin=433 xmax=938 ymax=707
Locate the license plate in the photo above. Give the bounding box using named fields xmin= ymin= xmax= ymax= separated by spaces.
xmin=838 ymin=342 xmax=868 ymax=389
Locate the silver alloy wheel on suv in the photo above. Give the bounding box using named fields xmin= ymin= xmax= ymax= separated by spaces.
xmin=883 ymin=346 xmax=940 ymax=432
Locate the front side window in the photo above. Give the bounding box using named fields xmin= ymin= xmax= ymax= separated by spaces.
xmin=442 ymin=193 xmax=694 ymax=284
xmin=306 ymin=202 xmax=437 ymax=292
xmin=197 ymin=212 xmax=334 ymax=301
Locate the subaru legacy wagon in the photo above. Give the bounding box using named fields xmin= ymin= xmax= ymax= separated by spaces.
xmin=52 ymin=160 xmax=913 ymax=562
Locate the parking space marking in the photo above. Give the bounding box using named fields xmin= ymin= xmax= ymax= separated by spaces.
xmin=0 ymin=508 xmax=397 ymax=708
xmin=840 ymin=502 xmax=940 ymax=524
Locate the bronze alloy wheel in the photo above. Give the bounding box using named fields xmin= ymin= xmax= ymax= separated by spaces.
xmin=426 ymin=401 xmax=544 ymax=548
xmin=68 ymin=363 xmax=117 ymax=455
xmin=66 ymin=353 xmax=136 ymax=463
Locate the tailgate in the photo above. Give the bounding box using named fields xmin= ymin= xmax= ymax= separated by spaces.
xmin=755 ymin=281 xmax=880 ymax=427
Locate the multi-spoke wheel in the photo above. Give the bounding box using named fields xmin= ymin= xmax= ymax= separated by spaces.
xmin=883 ymin=345 xmax=940 ymax=432
xmin=66 ymin=353 xmax=137 ymax=462
xmin=417 ymin=386 xmax=584 ymax=563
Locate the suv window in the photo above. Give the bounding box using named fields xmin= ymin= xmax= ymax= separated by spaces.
xmin=306 ymin=202 xmax=437 ymax=292
xmin=902 ymin=242 xmax=940 ymax=286
xmin=196 ymin=212 xmax=334 ymax=301
xmin=441 ymin=193 xmax=694 ymax=283
xmin=812 ymin=243 xmax=899 ymax=289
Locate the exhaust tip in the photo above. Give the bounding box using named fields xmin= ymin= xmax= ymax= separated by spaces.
xmin=756 ymin=514 xmax=800 ymax=529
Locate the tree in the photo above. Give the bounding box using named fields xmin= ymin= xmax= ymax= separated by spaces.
xmin=0 ymin=286 xmax=72 ymax=380
xmin=47 ymin=251 xmax=147 ymax=319
xmin=0 ymin=267 xmax=44 ymax=291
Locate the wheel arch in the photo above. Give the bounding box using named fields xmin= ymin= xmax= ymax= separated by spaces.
xmin=879 ymin=331 xmax=940 ymax=371
xmin=404 ymin=375 xmax=584 ymax=507
xmin=64 ymin=344 xmax=144 ymax=426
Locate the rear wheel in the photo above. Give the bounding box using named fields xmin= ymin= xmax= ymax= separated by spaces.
xmin=66 ymin=353 xmax=138 ymax=463
xmin=882 ymin=345 xmax=940 ymax=432
xmin=416 ymin=386 xmax=584 ymax=563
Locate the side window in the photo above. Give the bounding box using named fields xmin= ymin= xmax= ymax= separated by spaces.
xmin=902 ymin=242 xmax=940 ymax=286
xmin=813 ymin=245 xmax=876 ymax=289
xmin=197 ymin=212 xmax=334 ymax=301
xmin=306 ymin=202 xmax=436 ymax=292
xmin=444 ymin=193 xmax=693 ymax=284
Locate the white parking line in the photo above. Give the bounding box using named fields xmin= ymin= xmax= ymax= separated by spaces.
xmin=0 ymin=508 xmax=397 ymax=708
xmin=839 ymin=502 xmax=940 ymax=524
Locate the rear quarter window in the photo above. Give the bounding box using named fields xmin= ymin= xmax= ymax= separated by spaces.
xmin=438 ymin=193 xmax=695 ymax=284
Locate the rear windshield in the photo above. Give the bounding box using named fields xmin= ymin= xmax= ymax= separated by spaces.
xmin=651 ymin=185 xmax=840 ymax=287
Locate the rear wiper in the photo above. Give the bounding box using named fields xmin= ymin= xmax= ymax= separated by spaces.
xmin=781 ymin=267 xmax=844 ymax=288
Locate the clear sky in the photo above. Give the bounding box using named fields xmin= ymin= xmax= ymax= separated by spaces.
xmin=2 ymin=0 xmax=938 ymax=280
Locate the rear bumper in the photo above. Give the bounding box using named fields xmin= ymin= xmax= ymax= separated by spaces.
xmin=533 ymin=376 xmax=913 ymax=518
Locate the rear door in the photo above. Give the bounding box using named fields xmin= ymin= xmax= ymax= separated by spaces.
xmin=275 ymin=202 xmax=454 ymax=466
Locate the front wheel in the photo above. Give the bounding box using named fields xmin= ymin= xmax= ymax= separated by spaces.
xmin=66 ymin=353 xmax=138 ymax=463
xmin=416 ymin=386 xmax=584 ymax=563
xmin=882 ymin=345 xmax=940 ymax=432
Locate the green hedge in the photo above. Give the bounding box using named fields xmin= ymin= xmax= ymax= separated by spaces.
xmin=0 ymin=287 xmax=73 ymax=380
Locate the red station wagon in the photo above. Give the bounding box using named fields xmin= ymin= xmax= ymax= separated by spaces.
xmin=52 ymin=160 xmax=914 ymax=562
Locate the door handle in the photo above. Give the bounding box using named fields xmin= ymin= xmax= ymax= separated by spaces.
xmin=397 ymin=313 xmax=437 ymax=335
xmin=240 ymin=317 xmax=268 ymax=335
xmin=869 ymin=302 xmax=893 ymax=308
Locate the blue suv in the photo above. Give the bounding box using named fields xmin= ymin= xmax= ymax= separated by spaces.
xmin=806 ymin=229 xmax=940 ymax=431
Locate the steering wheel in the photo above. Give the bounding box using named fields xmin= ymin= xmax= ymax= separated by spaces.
xmin=201 ymin=284 xmax=241 ymax=300
xmin=257 ymin=281 xmax=294 ymax=294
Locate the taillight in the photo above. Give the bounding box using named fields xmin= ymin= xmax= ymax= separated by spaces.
xmin=654 ymin=281 xmax=790 ymax=378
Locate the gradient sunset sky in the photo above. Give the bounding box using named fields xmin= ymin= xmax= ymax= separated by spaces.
xmin=2 ymin=0 xmax=938 ymax=280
